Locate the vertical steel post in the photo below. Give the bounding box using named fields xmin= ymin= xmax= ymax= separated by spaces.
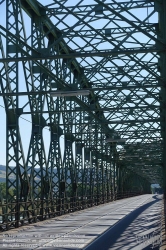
xmin=157 ymin=0 xmax=166 ymax=198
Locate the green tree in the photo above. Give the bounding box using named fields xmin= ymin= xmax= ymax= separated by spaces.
xmin=0 ymin=182 xmax=14 ymax=199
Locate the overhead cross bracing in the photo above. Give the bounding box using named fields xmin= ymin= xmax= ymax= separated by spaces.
xmin=0 ymin=0 xmax=165 ymax=229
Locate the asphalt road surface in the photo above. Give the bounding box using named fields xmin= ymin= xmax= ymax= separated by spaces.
xmin=0 ymin=194 xmax=162 ymax=250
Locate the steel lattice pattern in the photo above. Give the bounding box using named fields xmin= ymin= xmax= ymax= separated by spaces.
xmin=0 ymin=0 xmax=165 ymax=229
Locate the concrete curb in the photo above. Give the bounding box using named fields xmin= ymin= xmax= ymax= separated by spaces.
xmin=160 ymin=197 xmax=166 ymax=250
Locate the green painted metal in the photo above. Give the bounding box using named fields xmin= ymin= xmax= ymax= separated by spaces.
xmin=0 ymin=0 xmax=164 ymax=229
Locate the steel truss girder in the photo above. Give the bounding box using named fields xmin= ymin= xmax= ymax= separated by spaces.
xmin=0 ymin=0 xmax=164 ymax=229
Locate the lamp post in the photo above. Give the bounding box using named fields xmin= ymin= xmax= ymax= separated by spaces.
xmin=50 ymin=90 xmax=90 ymax=97
xmin=50 ymin=89 xmax=91 ymax=212
xmin=105 ymin=137 xmax=126 ymax=200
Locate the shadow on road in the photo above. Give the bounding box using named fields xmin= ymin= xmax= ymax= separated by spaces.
xmin=84 ymin=195 xmax=162 ymax=250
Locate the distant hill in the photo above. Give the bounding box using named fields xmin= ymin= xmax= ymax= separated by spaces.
xmin=151 ymin=184 xmax=161 ymax=188
xmin=0 ymin=165 xmax=60 ymax=183
xmin=0 ymin=165 xmax=6 ymax=171
xmin=0 ymin=165 xmax=6 ymax=182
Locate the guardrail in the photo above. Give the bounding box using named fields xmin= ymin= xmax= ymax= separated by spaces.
xmin=0 ymin=191 xmax=142 ymax=231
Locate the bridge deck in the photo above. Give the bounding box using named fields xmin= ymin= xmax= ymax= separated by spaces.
xmin=0 ymin=195 xmax=162 ymax=250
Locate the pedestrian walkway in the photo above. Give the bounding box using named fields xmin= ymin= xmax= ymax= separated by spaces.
xmin=0 ymin=195 xmax=162 ymax=250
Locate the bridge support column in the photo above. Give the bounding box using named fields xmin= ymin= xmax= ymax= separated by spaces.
xmin=157 ymin=0 xmax=166 ymax=198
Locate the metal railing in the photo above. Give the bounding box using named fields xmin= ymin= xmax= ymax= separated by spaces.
xmin=0 ymin=191 xmax=142 ymax=231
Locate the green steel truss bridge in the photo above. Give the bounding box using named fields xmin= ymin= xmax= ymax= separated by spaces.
xmin=0 ymin=0 xmax=165 ymax=230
